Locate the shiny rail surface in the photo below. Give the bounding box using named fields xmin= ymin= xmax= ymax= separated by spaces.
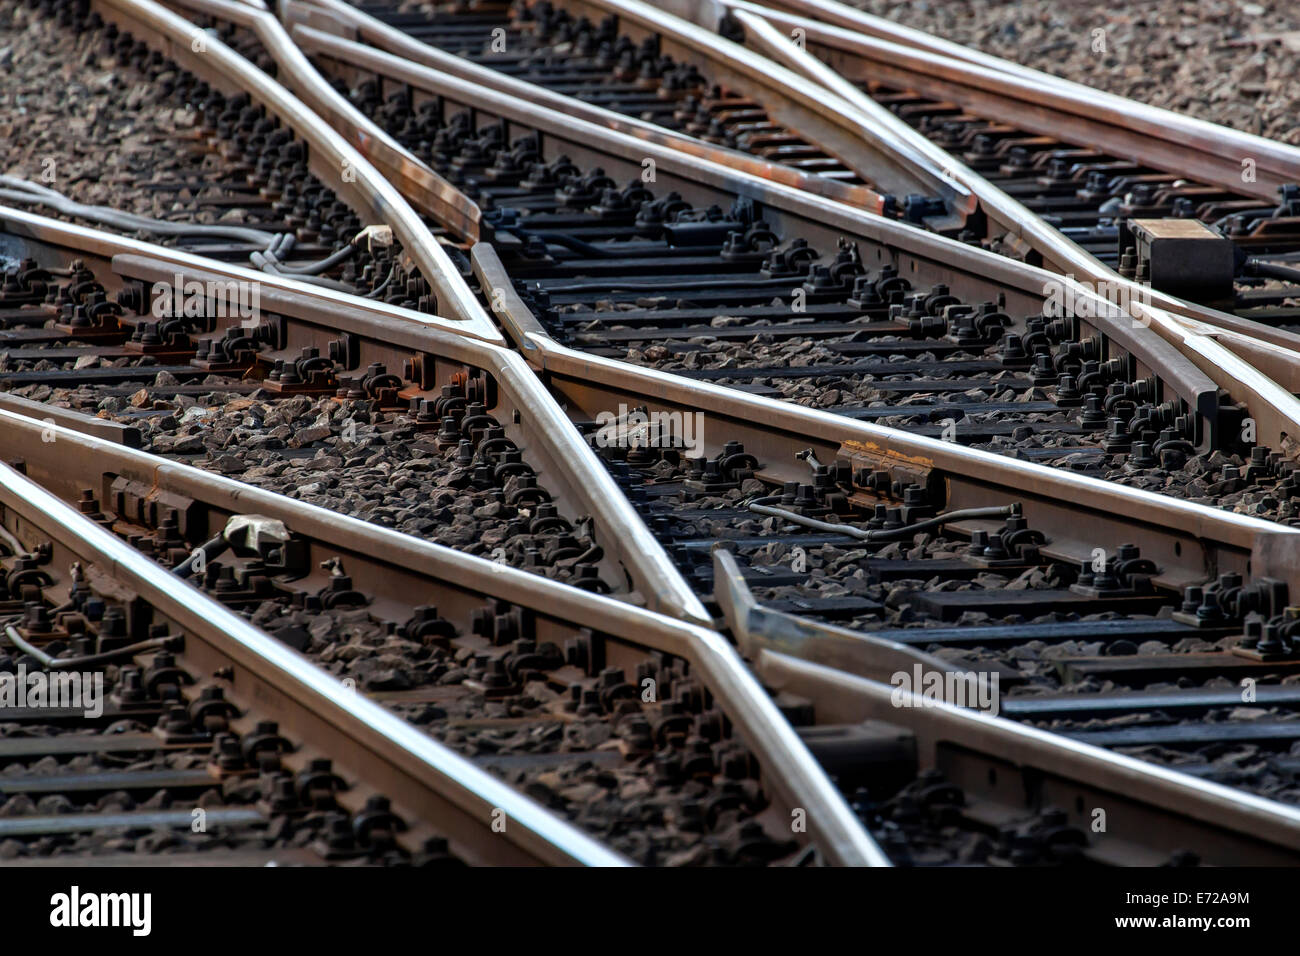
xmin=0 ymin=203 xmax=703 ymax=622
xmin=10 ymin=216 xmax=1300 ymax=867
xmin=281 ymin=14 xmax=1300 ymax=467
xmin=673 ymin=1 xmax=1300 ymax=356
xmin=0 ymin=212 xmax=883 ymax=865
xmin=0 ymin=432 xmax=624 ymax=865
xmin=44 ymin=0 xmax=499 ymax=333
xmin=282 ymin=0 xmax=1300 ymax=462
xmin=12 ymin=0 xmax=1300 ymax=868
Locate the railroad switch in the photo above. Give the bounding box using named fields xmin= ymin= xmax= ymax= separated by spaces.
xmin=1122 ymin=218 xmax=1236 ymax=304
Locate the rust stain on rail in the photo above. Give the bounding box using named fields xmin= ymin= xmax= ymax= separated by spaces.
xmin=839 ymin=438 xmax=935 ymax=472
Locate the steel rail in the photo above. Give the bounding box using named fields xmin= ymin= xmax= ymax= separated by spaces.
xmin=0 ymin=203 xmax=501 ymax=342
xmin=294 ymin=0 xmax=974 ymax=226
xmin=756 ymin=650 xmax=1300 ymax=864
xmin=276 ymin=0 xmax=884 ymax=214
xmin=713 ymin=546 xmax=969 ymax=686
xmin=0 ymin=210 xmax=891 ymax=861
xmin=286 ymin=25 xmax=1248 ymax=446
xmin=291 ymin=2 xmax=1300 ymax=453
xmin=727 ymin=7 xmax=1300 ymax=368
xmin=414 ymin=0 xmax=1300 ymax=413
xmin=272 ymin=1 xmax=1300 ymax=441
xmin=14 ymin=217 xmax=1287 ymax=865
xmin=157 ymin=0 xmax=485 ymax=240
xmin=472 ymin=243 xmax=1300 ymax=598
xmin=752 ymin=0 xmax=1300 ymax=199
xmin=543 ymin=0 xmax=1300 ymax=448
xmin=0 ymin=452 xmax=625 ymax=866
xmin=0 ymin=204 xmax=499 ymax=340
xmin=178 ymin=0 xmax=1300 ymax=446
xmin=88 ymin=0 xmax=496 ymax=332
xmin=10 ymin=7 xmax=1300 ymax=863
xmin=0 ymin=405 xmax=887 ymax=866
xmin=115 ymin=253 xmax=712 ymax=625
xmin=0 ymin=202 xmax=707 ymax=624
xmin=636 ymin=0 xmax=1300 ymax=369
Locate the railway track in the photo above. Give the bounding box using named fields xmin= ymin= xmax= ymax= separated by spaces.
xmin=267 ymin=2 xmax=1300 ymax=498
xmin=261 ymin=0 xmax=1300 ymax=853
xmin=647 ymin=0 xmax=1300 ymax=356
xmin=0 ymin=220 xmax=892 ymax=866
xmin=1 ymin=0 xmax=722 ymax=618
xmin=7 ymin=223 xmax=1300 ymax=867
xmin=284 ymin=0 xmax=966 ymax=223
xmin=0 ymin=205 xmax=705 ymax=612
xmin=0 ymin=425 xmax=625 ymax=865
xmin=0 ymin=0 xmax=492 ymax=331
xmin=291 ymin=0 xmax=1300 ymax=413
xmin=5 ymin=0 xmax=1300 ymax=872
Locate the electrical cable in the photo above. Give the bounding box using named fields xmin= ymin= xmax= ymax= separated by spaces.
xmin=745 ymin=497 xmax=1015 ymax=542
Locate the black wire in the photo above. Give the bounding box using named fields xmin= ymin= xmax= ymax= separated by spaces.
xmin=1247 ymin=259 xmax=1300 ymax=285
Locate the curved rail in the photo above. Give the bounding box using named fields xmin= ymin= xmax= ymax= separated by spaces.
xmin=715 ymin=0 xmax=1300 ymax=352
xmin=539 ymin=0 xmax=1300 ymax=452
xmin=90 ymin=0 xmax=496 ymax=332
xmin=0 ymin=203 xmax=708 ymax=625
xmin=286 ymin=0 xmax=972 ymax=227
xmin=0 ymin=402 xmax=886 ymax=866
xmin=275 ymin=0 xmax=882 ymax=213
xmin=473 ymin=243 xmax=1300 ymax=597
xmin=0 ymin=209 xmax=886 ymax=864
xmin=287 ymin=0 xmax=1300 ymax=454
xmin=159 ymin=0 xmax=484 ymax=239
xmin=753 ymin=0 xmax=1300 ymax=200
xmin=283 ymin=22 xmax=1253 ymax=448
xmin=0 ymin=204 xmax=486 ymax=340
xmin=10 ymin=5 xmax=1300 ymax=865
xmin=0 ymin=451 xmax=624 ymax=865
